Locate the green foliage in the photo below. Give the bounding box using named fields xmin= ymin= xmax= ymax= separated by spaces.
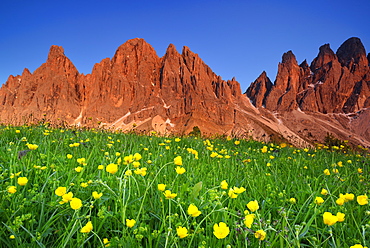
xmin=189 ymin=126 xmax=201 ymax=137
xmin=324 ymin=133 xmax=351 ymax=151
xmin=0 ymin=125 xmax=369 ymax=247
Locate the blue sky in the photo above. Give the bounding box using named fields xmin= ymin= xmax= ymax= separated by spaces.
xmin=1 ymin=0 xmax=369 ymax=92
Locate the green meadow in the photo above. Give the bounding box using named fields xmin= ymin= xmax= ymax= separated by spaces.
xmin=0 ymin=125 xmax=369 ymax=248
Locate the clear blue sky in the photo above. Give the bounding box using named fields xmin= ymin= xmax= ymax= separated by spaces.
xmin=1 ymin=0 xmax=369 ymax=92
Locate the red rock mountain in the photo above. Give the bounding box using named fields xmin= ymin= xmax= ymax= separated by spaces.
xmin=0 ymin=37 xmax=369 ymax=148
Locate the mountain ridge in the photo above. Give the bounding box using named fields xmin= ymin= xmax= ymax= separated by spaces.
xmin=1 ymin=37 xmax=369 ymax=148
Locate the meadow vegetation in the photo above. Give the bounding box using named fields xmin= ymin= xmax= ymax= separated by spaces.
xmin=0 ymin=125 xmax=369 ymax=247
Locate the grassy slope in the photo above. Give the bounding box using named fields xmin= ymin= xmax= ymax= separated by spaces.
xmin=0 ymin=126 xmax=369 ymax=247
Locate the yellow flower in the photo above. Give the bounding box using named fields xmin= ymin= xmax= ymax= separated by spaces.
xmin=174 ymin=156 xmax=182 ymax=165
xmin=15 ymin=130 xmax=20 ymax=133
xmin=70 ymin=197 xmax=82 ymax=210
xmin=321 ymin=188 xmax=328 ymax=195
xmin=234 ymin=140 xmax=240 ymax=145
xmin=247 ymin=200 xmax=259 ymax=212
xmin=133 ymin=153 xmax=142 ymax=161
xmin=80 ymin=221 xmax=93 ymax=233
xmin=126 ymin=219 xmax=136 ymax=228
xmin=187 ymin=204 xmax=201 ymax=217
xmin=210 ymin=152 xmax=218 ymax=158
xmin=124 ymin=155 xmax=134 ymax=164
xmin=244 ymin=214 xmax=255 ymax=228
xmin=233 ymin=186 xmax=246 ymax=194
xmin=55 ymin=187 xmax=67 ymax=196
xmin=92 ymin=191 xmax=103 ymax=199
xmin=261 ymin=146 xmax=268 ymax=153
xmin=323 ymin=169 xmax=330 ymax=175
xmin=344 ymin=193 xmax=354 ymax=201
xmin=158 ymin=184 xmax=166 ymax=191
xmin=176 ymin=226 xmax=188 ymax=238
xmin=314 ymin=196 xmax=324 ymax=205
xmin=357 ymin=168 xmax=363 ymax=173
xmin=7 ymin=186 xmax=17 ymax=194
xmin=332 ymin=168 xmax=339 ymax=174
xmin=220 ymin=180 xmax=228 ymax=189
xmin=106 ymin=163 xmax=118 ymax=174
xmin=103 ymin=238 xmax=110 ymax=247
xmin=269 ymin=155 xmax=275 ymax=159
xmin=17 ymin=177 xmax=28 ymax=186
xmin=336 ymin=212 xmax=345 ymax=222
xmin=323 ymin=212 xmax=338 ymax=226
xmin=134 ymin=167 xmax=147 ymax=176
xmin=132 ymin=161 xmax=140 ymax=168
xmin=175 ymin=166 xmax=186 ymax=175
xmin=255 ymin=229 xmax=267 ymax=241
xmin=66 ymin=154 xmax=73 ymax=159
xmin=80 ymin=182 xmax=88 ymax=188
xmin=357 ymin=195 xmax=368 ymax=205
xmin=125 ymin=170 xmax=132 ymax=176
xmin=75 ymin=166 xmax=83 ymax=172
xmin=213 ymin=222 xmax=230 ymax=239
xmin=9 ymin=235 xmax=15 ymax=239
xmin=98 ymin=165 xmax=104 ymax=170
xmin=336 ymin=197 xmax=345 ymax=206
xmin=117 ymin=157 xmax=122 ymax=165
xmin=350 ymin=245 xmax=368 ymax=248
xmin=26 ymin=143 xmax=38 ymax=150
xmin=228 ymin=189 xmax=238 ymax=198
xmin=77 ymin=158 xmax=86 ymax=165
xmin=289 ymin=198 xmax=297 ymax=204
xmin=60 ymin=192 xmax=74 ymax=203
xmin=163 ymin=190 xmax=177 ymax=199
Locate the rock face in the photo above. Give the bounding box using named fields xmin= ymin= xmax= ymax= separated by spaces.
xmin=248 ymin=37 xmax=370 ymax=114
xmin=0 ymin=38 xmax=248 ymax=137
xmin=245 ymin=71 xmax=272 ymax=108
xmin=246 ymin=37 xmax=370 ymax=146
xmin=0 ymin=37 xmax=369 ymax=148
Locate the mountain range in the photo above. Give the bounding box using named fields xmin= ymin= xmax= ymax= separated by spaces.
xmin=1 ymin=37 xmax=369 ymax=148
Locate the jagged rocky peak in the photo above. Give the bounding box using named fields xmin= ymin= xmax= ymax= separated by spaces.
xmin=245 ymin=71 xmax=273 ymax=108
xmin=42 ymin=44 xmax=79 ymax=76
xmin=112 ymin=38 xmax=159 ymax=65
xmin=181 ymin=45 xmax=201 ymax=67
xmin=299 ymin=60 xmax=309 ymax=69
xmin=309 ymin=43 xmax=337 ymax=71
xmin=47 ymin=45 xmax=65 ymax=61
xmin=165 ymin=43 xmax=179 ymax=56
xmin=21 ymin=68 xmax=32 ymax=76
xmin=336 ymin=37 xmax=367 ymax=67
xmin=281 ymin=50 xmax=298 ymax=65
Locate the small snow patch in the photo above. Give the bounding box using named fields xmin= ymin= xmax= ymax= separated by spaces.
xmin=165 ymin=118 xmax=175 ymax=127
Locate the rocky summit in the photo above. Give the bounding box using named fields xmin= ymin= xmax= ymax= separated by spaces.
xmin=0 ymin=37 xmax=369 ymax=148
